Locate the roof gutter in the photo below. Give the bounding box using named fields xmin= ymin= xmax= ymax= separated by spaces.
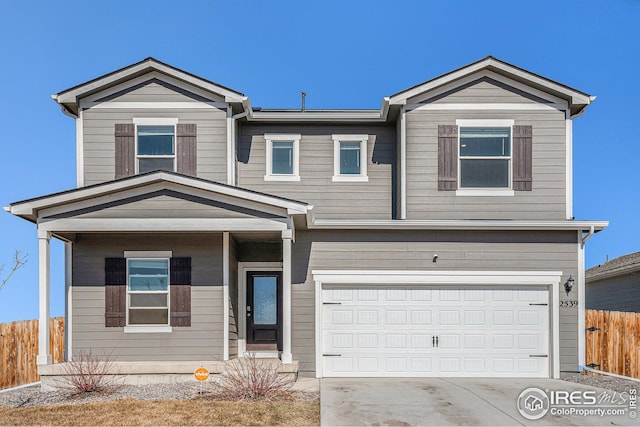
xmin=51 ymin=94 xmax=78 ymax=119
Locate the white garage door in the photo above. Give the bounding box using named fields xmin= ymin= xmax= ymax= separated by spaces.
xmin=322 ymin=285 xmax=549 ymax=377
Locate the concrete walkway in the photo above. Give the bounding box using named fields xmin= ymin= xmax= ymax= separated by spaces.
xmin=320 ymin=378 xmax=638 ymax=426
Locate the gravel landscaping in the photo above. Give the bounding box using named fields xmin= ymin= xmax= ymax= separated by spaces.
xmin=0 ymin=382 xmax=317 ymax=408
xmin=0 ymin=373 xmax=636 ymax=409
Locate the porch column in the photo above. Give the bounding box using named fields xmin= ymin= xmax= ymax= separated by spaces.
xmin=37 ymin=230 xmax=52 ymax=365
xmin=281 ymin=229 xmax=293 ymax=364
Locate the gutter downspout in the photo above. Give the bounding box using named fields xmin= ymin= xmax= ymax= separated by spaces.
xmin=578 ymin=225 xmax=596 ymax=372
xmin=228 ymin=100 xmax=250 ymax=187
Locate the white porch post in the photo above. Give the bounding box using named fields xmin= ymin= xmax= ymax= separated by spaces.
xmin=281 ymin=229 xmax=293 ymax=364
xmin=37 ymin=230 xmax=52 ymax=366
xmin=223 ymin=232 xmax=230 ymax=361
xmin=64 ymin=241 xmax=73 ymax=362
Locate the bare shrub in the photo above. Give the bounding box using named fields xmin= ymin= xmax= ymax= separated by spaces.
xmin=56 ymin=349 xmax=123 ymax=395
xmin=213 ymin=354 xmax=295 ymax=400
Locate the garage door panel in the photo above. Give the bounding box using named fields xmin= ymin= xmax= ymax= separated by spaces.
xmin=322 ymin=284 xmax=550 ymax=378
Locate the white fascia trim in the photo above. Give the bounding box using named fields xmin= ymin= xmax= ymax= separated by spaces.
xmin=76 ymin=109 xmax=84 ymax=187
xmin=39 ymin=218 xmax=288 ymax=233
xmin=312 ymin=270 xmax=562 ymax=285
xmin=566 ymin=111 xmax=573 ymax=219
xmin=308 ymin=219 xmax=609 ymax=231
xmin=264 ymin=134 xmax=301 ymax=182
xmin=62 ymin=63 xmax=243 ymax=105
xmin=408 ymin=103 xmax=565 ymax=112
xmin=124 ymin=326 xmax=173 ymax=333
xmin=11 ymin=172 xmax=310 ymax=217
xmin=237 ymin=262 xmax=282 ymax=357
xmin=332 ymin=135 xmax=369 ymax=182
xmin=390 ymin=59 xmax=588 ymax=106
xmin=248 ymin=110 xmax=384 ymax=122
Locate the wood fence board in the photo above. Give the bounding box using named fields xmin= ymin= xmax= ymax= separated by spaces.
xmin=586 ymin=309 xmax=640 ymax=379
xmin=0 ymin=317 xmax=64 ymax=390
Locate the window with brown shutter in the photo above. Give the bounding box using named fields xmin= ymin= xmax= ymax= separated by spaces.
xmin=512 ymin=125 xmax=533 ymax=191
xmin=114 ymin=124 xmax=135 ymax=179
xmin=438 ymin=125 xmax=458 ymax=191
xmin=176 ymin=124 xmax=197 ymax=176
xmin=105 ymin=258 xmax=126 ymax=327
xmin=170 ymin=257 xmax=192 ymax=327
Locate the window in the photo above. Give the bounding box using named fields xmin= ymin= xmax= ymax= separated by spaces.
xmin=456 ymin=119 xmax=514 ymax=195
xmin=264 ymin=134 xmax=300 ymax=181
xmin=133 ymin=118 xmax=178 ymax=174
xmin=127 ymin=258 xmax=170 ymax=326
xmin=332 ymin=134 xmax=369 ymax=182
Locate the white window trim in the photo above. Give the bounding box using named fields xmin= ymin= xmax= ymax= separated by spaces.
xmin=264 ymin=134 xmax=301 ymax=181
xmin=123 ymin=250 xmax=173 ymax=334
xmin=455 ymin=119 xmax=514 ymax=196
xmin=332 ymin=134 xmax=369 ymax=182
xmin=133 ymin=118 xmax=179 ymax=174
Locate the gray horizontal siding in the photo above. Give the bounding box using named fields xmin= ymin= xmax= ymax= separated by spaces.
xmin=237 ymin=124 xmax=395 ymax=219
xmin=586 ymin=272 xmax=640 ymax=312
xmin=76 ymin=195 xmax=257 ymax=219
xmin=405 ymin=108 xmax=567 ymax=220
xmin=102 ymin=81 xmax=211 ymax=103
xmin=72 ymin=233 xmax=223 ymax=287
xmin=429 ymin=80 xmax=543 ymax=104
xmin=72 ymin=286 xmax=223 ymax=360
xmin=290 ymin=230 xmax=579 ymax=374
xmin=82 ymin=107 xmax=227 ymax=186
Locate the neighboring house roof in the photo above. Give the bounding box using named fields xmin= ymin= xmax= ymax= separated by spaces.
xmin=586 ymin=251 xmax=640 ymax=282
xmin=7 ymin=171 xmax=312 ymax=224
xmin=52 ymin=55 xmax=594 ymax=121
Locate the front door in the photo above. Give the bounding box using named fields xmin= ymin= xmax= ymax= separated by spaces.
xmin=246 ymin=271 xmax=283 ymax=351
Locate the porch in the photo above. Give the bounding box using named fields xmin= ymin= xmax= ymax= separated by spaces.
xmin=7 ymin=172 xmax=311 ymax=378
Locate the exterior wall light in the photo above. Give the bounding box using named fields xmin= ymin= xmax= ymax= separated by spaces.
xmin=564 ymin=275 xmax=575 ymax=295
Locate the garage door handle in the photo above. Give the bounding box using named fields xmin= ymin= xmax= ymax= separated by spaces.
xmin=323 ymin=354 xmax=342 ymax=357
xmin=323 ymin=302 xmax=342 ymax=305
xmin=529 ymin=354 xmax=548 ymax=358
xmin=432 ymin=336 xmax=439 ymax=347
xmin=530 ymin=303 xmax=548 ymax=306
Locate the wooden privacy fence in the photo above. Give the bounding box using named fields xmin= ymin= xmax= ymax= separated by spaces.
xmin=0 ymin=317 xmax=64 ymax=389
xmin=585 ymin=309 xmax=640 ymax=379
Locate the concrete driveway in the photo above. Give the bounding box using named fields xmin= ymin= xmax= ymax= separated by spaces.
xmin=320 ymin=378 xmax=638 ymax=426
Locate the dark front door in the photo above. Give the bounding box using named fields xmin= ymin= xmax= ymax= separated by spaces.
xmin=246 ymin=271 xmax=283 ymax=351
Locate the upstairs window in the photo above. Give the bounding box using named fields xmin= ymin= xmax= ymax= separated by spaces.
xmin=332 ymin=134 xmax=369 ymax=182
xmin=459 ymin=126 xmax=511 ymax=188
xmin=264 ymin=134 xmax=300 ymax=181
xmin=137 ymin=125 xmax=176 ymax=173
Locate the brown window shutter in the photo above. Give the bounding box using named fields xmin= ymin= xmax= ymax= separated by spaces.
xmin=176 ymin=124 xmax=197 ymax=176
xmin=105 ymin=258 xmax=126 ymax=327
xmin=170 ymin=257 xmax=191 ymax=327
xmin=513 ymin=125 xmax=533 ymax=191
xmin=438 ymin=125 xmax=458 ymax=191
xmin=115 ymin=124 xmax=135 ymax=179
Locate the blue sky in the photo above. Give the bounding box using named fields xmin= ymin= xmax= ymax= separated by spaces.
xmin=0 ymin=0 xmax=638 ymax=323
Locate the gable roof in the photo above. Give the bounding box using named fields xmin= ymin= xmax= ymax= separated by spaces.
xmin=388 ymin=56 xmax=594 ymax=117
xmin=586 ymin=251 xmax=640 ymax=282
xmin=8 ymin=171 xmax=311 ymax=223
xmin=54 ymin=57 xmax=246 ymax=116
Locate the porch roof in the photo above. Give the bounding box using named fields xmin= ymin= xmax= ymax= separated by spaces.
xmin=6 ymin=171 xmax=312 ymax=233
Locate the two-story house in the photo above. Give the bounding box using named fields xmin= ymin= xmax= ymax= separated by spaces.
xmin=7 ymin=56 xmax=607 ymax=384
